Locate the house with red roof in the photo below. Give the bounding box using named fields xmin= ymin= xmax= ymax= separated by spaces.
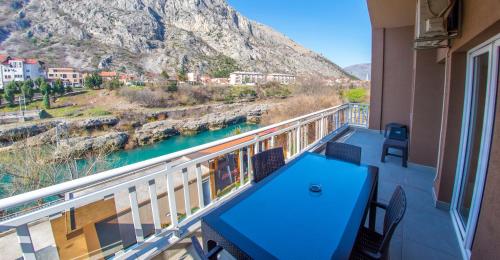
xmin=0 ymin=55 xmax=45 ymax=89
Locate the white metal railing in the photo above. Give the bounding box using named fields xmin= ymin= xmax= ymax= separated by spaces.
xmin=0 ymin=103 xmax=368 ymax=260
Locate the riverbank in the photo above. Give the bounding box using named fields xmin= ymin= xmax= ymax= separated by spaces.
xmin=0 ymin=101 xmax=271 ymax=158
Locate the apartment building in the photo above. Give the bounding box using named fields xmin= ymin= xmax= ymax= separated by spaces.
xmin=47 ymin=68 xmax=83 ymax=86
xmin=0 ymin=55 xmax=45 ymax=89
xmin=368 ymin=0 xmax=500 ymax=258
xmin=229 ymin=71 xmax=265 ymax=85
xmin=266 ymin=73 xmax=296 ymax=85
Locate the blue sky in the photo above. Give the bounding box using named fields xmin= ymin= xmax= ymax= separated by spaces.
xmin=227 ymin=0 xmax=372 ymax=68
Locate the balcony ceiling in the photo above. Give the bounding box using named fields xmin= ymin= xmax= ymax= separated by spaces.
xmin=367 ymin=0 xmax=416 ymax=28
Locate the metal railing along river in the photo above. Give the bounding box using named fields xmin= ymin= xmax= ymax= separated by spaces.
xmin=0 ymin=103 xmax=369 ymax=260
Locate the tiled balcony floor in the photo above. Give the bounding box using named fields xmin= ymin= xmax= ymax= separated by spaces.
xmin=154 ymin=128 xmax=461 ymax=260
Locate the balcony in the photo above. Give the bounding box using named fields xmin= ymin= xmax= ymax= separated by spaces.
xmin=0 ymin=103 xmax=459 ymax=259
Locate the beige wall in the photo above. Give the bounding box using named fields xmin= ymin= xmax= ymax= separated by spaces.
xmin=409 ymin=49 xmax=445 ymax=166
xmin=369 ymin=28 xmax=384 ymax=130
xmin=369 ymin=26 xmax=414 ymax=130
xmin=368 ymin=26 xmax=444 ymax=167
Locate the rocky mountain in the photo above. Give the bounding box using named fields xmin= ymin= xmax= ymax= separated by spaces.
xmin=344 ymin=63 xmax=371 ymax=80
xmin=0 ymin=0 xmax=350 ymax=78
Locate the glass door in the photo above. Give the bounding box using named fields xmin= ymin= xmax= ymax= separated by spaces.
xmin=452 ymin=36 xmax=500 ymax=259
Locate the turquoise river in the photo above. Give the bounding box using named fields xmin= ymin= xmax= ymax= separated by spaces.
xmin=106 ymin=122 xmax=260 ymax=168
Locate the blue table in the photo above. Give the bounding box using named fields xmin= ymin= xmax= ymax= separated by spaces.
xmin=202 ymin=152 xmax=378 ymax=260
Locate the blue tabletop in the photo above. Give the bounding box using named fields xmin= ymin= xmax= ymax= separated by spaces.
xmin=203 ymin=152 xmax=375 ymax=259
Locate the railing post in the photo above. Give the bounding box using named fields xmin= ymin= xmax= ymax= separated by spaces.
xmin=181 ymin=168 xmax=192 ymax=217
xmin=195 ymin=163 xmax=205 ymax=209
xmin=247 ymin=146 xmax=254 ymax=182
xmin=128 ymin=186 xmax=144 ymax=243
xmin=148 ymin=179 xmax=162 ymax=234
xmin=295 ymin=122 xmax=301 ymax=154
xmin=347 ymin=103 xmax=353 ymax=124
xmin=320 ymin=114 xmax=325 ymax=138
xmin=254 ymin=136 xmax=260 ymax=154
xmin=238 ymin=149 xmax=245 ymax=186
xmin=165 ymin=166 xmax=179 ymax=232
xmin=16 ymin=224 xmax=36 ymax=260
xmin=287 ymin=131 xmax=292 ymax=158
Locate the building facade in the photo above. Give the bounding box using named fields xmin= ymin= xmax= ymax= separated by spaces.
xmin=367 ymin=0 xmax=500 ymax=258
xmin=265 ymin=73 xmax=296 ymax=85
xmin=47 ymin=68 xmax=83 ymax=86
xmin=229 ymin=71 xmax=265 ymax=85
xmin=0 ymin=55 xmax=45 ymax=89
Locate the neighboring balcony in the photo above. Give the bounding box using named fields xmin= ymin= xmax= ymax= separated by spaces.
xmin=0 ymin=103 xmax=458 ymax=260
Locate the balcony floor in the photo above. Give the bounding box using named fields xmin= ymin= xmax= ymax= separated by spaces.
xmin=154 ymin=128 xmax=461 ymax=260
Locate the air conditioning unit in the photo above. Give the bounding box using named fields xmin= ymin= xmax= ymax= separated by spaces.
xmin=415 ymin=0 xmax=461 ymax=49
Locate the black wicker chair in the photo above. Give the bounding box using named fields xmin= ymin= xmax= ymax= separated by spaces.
xmin=191 ymin=236 xmax=223 ymax=260
xmin=350 ymin=185 xmax=407 ymax=260
xmin=325 ymin=142 xmax=362 ymax=165
xmin=383 ymin=123 xmax=406 ymax=138
xmin=381 ymin=124 xmax=409 ymax=168
xmin=251 ymin=147 xmax=285 ymax=183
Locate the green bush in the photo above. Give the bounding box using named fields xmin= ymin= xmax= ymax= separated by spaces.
xmin=209 ymin=55 xmax=239 ymax=78
xmin=166 ymin=81 xmax=178 ymax=92
xmin=3 ymin=81 xmax=17 ymax=107
xmin=84 ymin=72 xmax=103 ymax=89
xmin=103 ymin=78 xmax=123 ymax=90
xmin=229 ymin=86 xmax=257 ymax=99
xmin=344 ymin=88 xmax=367 ymax=103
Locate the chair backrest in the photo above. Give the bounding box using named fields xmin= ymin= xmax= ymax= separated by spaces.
xmin=325 ymin=142 xmax=362 ymax=165
xmin=379 ymin=185 xmax=407 ymax=254
xmin=384 ymin=123 xmax=407 ymax=138
xmin=251 ymin=147 xmax=285 ymax=183
xmin=388 ymin=126 xmax=408 ymax=141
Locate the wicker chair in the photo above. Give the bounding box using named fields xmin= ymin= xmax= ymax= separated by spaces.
xmin=191 ymin=236 xmax=223 ymax=260
xmin=251 ymin=147 xmax=285 ymax=183
xmin=381 ymin=124 xmax=409 ymax=168
xmin=383 ymin=123 xmax=406 ymax=138
xmin=350 ymin=185 xmax=407 ymax=260
xmin=325 ymin=142 xmax=362 ymax=165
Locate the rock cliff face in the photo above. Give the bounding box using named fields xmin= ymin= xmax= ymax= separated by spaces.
xmin=0 ymin=0 xmax=349 ymax=78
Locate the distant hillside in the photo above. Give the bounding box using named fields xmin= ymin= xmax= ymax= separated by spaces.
xmin=344 ymin=63 xmax=371 ymax=80
xmin=0 ymin=0 xmax=350 ymax=78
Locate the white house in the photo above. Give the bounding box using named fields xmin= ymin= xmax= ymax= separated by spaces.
xmin=266 ymin=73 xmax=296 ymax=85
xmin=187 ymin=72 xmax=201 ymax=84
xmin=229 ymin=71 xmax=265 ymax=85
xmin=0 ymin=55 xmax=45 ymax=89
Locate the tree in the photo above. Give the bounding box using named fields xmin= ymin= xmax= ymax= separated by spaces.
xmin=34 ymin=77 xmax=45 ymax=88
xmin=209 ymin=55 xmax=239 ymax=78
xmin=160 ymin=70 xmax=170 ymax=79
xmin=53 ymin=79 xmax=65 ymax=96
xmin=84 ymin=72 xmax=103 ymax=89
xmin=21 ymin=79 xmax=34 ymax=103
xmin=0 ymin=139 xmax=116 ymax=207
xmin=40 ymin=82 xmax=51 ymax=109
xmin=65 ymin=84 xmax=73 ymax=93
xmin=177 ymin=68 xmax=188 ymax=82
xmin=166 ymin=81 xmax=178 ymax=92
xmin=103 ymin=77 xmax=123 ymax=90
xmin=3 ymin=81 xmax=17 ymax=107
